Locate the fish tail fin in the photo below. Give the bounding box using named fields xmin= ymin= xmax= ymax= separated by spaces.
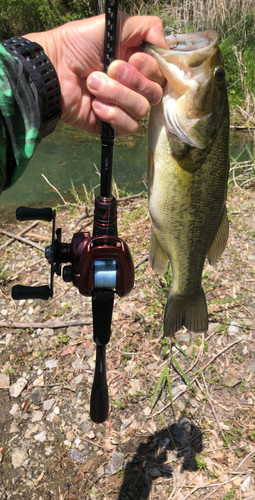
xmin=149 ymin=226 xmax=169 ymax=274
xmin=164 ymin=288 xmax=208 ymax=337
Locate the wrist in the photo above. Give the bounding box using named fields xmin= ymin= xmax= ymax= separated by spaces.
xmin=2 ymin=35 xmax=62 ymax=137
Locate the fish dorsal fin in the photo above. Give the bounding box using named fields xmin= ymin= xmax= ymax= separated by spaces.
xmin=207 ymin=205 xmax=229 ymax=264
xmin=149 ymin=226 xmax=169 ymax=274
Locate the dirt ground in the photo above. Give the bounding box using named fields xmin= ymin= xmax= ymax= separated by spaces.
xmin=0 ymin=186 xmax=255 ymax=500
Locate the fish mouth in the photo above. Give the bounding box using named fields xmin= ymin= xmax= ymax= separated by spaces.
xmin=144 ymin=31 xmax=221 ymax=149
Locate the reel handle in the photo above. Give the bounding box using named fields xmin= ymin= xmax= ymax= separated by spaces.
xmin=16 ymin=207 xmax=53 ymax=222
xmin=12 ymin=285 xmax=51 ymax=300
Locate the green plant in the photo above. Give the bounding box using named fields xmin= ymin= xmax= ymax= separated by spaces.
xmin=223 ymin=487 xmax=236 ymax=500
xmin=195 ymin=455 xmax=207 ymax=470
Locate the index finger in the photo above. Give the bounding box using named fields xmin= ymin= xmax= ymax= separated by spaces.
xmin=117 ymin=13 xmax=168 ymax=60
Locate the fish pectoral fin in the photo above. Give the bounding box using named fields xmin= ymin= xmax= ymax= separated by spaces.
xmin=207 ymin=205 xmax=229 ymax=265
xmin=164 ymin=289 xmax=208 ymax=337
xmin=149 ymin=227 xmax=169 ymax=274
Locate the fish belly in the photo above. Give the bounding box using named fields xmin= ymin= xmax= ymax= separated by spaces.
xmin=148 ymin=105 xmax=229 ymax=336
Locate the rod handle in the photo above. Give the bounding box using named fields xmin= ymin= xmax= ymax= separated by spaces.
xmin=90 ymin=345 xmax=109 ymax=423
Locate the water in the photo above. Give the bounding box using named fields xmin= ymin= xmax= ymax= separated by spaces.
xmin=0 ymin=123 xmax=148 ymax=217
xmin=0 ymin=122 xmax=254 ymax=219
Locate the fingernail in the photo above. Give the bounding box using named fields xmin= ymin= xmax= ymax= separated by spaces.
xmin=93 ymin=100 xmax=105 ymax=110
xmin=87 ymin=74 xmax=105 ymax=91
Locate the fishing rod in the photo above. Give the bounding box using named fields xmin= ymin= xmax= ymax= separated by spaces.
xmin=11 ymin=0 xmax=134 ymax=423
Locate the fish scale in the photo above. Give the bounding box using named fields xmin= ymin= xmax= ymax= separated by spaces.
xmin=145 ymin=31 xmax=229 ymax=337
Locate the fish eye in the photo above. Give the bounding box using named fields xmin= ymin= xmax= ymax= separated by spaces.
xmin=214 ymin=67 xmax=225 ymax=83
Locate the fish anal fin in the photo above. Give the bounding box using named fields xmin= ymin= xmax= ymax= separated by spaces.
xmin=149 ymin=227 xmax=169 ymax=274
xmin=207 ymin=205 xmax=229 ymax=265
xmin=164 ymin=288 xmax=208 ymax=337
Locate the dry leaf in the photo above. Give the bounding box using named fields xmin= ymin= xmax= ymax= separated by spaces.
xmin=60 ymin=345 xmax=77 ymax=357
xmin=86 ymin=430 xmax=95 ymax=439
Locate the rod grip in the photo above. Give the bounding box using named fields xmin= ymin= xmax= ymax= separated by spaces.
xmin=12 ymin=285 xmax=50 ymax=300
xmin=90 ymin=345 xmax=109 ymax=423
xmin=16 ymin=207 xmax=53 ymax=222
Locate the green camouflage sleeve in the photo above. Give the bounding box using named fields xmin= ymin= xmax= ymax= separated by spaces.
xmin=0 ymin=43 xmax=41 ymax=194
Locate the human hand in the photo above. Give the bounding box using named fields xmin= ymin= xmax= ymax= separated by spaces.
xmin=25 ymin=13 xmax=167 ymax=136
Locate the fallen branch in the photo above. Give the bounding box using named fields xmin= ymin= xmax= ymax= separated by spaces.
xmin=0 ymin=229 xmax=44 ymax=252
xmin=0 ymin=319 xmax=93 ymax=329
xmin=134 ymin=254 xmax=149 ymax=269
xmin=0 ymin=221 xmax=39 ymax=250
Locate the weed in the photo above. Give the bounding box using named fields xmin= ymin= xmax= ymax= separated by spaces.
xmin=223 ymin=487 xmax=236 ymax=500
xmin=195 ymin=455 xmax=207 ymax=470
xmin=240 ymin=380 xmax=247 ymax=392
xmin=195 ymin=336 xmax=202 ymax=347
xmin=59 ymin=334 xmax=69 ymax=344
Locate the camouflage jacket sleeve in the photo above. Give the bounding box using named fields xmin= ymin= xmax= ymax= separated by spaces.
xmin=0 ymin=43 xmax=41 ymax=194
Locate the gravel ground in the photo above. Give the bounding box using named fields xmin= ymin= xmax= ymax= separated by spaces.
xmin=0 ymin=189 xmax=255 ymax=500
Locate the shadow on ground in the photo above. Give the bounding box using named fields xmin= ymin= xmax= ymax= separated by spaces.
xmin=117 ymin=417 xmax=203 ymax=500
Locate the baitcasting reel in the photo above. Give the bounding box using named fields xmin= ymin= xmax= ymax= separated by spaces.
xmin=12 ymin=195 xmax=134 ymax=423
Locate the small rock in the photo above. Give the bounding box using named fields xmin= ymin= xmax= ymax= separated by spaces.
xmin=75 ymin=438 xmax=81 ymax=447
xmin=241 ymin=474 xmax=254 ymax=493
xmin=31 ymin=410 xmax=44 ymax=423
xmin=24 ymin=429 xmax=32 ymax=439
xmin=105 ymin=451 xmax=124 ymax=477
xmin=72 ymin=374 xmax=84 ymax=385
xmin=53 ymin=406 xmax=60 ymax=414
xmin=40 ymin=328 xmax=54 ymax=336
xmin=243 ymin=346 xmax=249 ymax=356
xmin=5 ymin=333 xmax=13 ymax=346
xmin=124 ymin=364 xmax=136 ymax=374
xmin=80 ymin=421 xmax=92 ymax=433
xmin=67 ymin=449 xmax=89 ymax=463
xmin=87 ymin=359 xmax=95 ymax=370
xmin=45 ymin=446 xmax=53 ymax=456
xmin=222 ymin=369 xmax=241 ymax=388
xmin=72 ymin=357 xmax=82 ymax=370
xmin=67 ymin=326 xmax=80 ymax=338
xmin=128 ymin=379 xmax=143 ymax=396
xmin=45 ymin=359 xmax=58 ymax=369
xmin=247 ymin=362 xmax=255 ymax=373
xmin=34 ymin=431 xmax=47 ymax=442
xmin=9 ymin=422 xmax=20 ymax=433
xmin=66 ymin=431 xmax=75 ymax=442
xmin=207 ymin=322 xmax=220 ymax=334
xmin=10 ymin=403 xmax=21 ymax=418
xmin=53 ymin=414 xmax=61 ymax=424
xmin=146 ymin=362 xmax=158 ymax=371
xmin=12 ymin=449 xmax=28 ymax=468
xmin=0 ymin=373 xmax=10 ymax=388
xmin=228 ymin=321 xmax=239 ymax=336
xmin=32 ymin=388 xmax=44 ymax=405
xmin=9 ymin=377 xmax=27 ymax=398
xmin=171 ymin=385 xmax=186 ymax=399
xmin=96 ymin=465 xmax=105 ymax=478
xmin=43 ymin=398 xmax=55 ymax=411
xmin=33 ymin=375 xmax=44 ymax=387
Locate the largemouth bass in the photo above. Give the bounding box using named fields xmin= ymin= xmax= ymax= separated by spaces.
xmin=144 ymin=31 xmax=229 ymax=337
